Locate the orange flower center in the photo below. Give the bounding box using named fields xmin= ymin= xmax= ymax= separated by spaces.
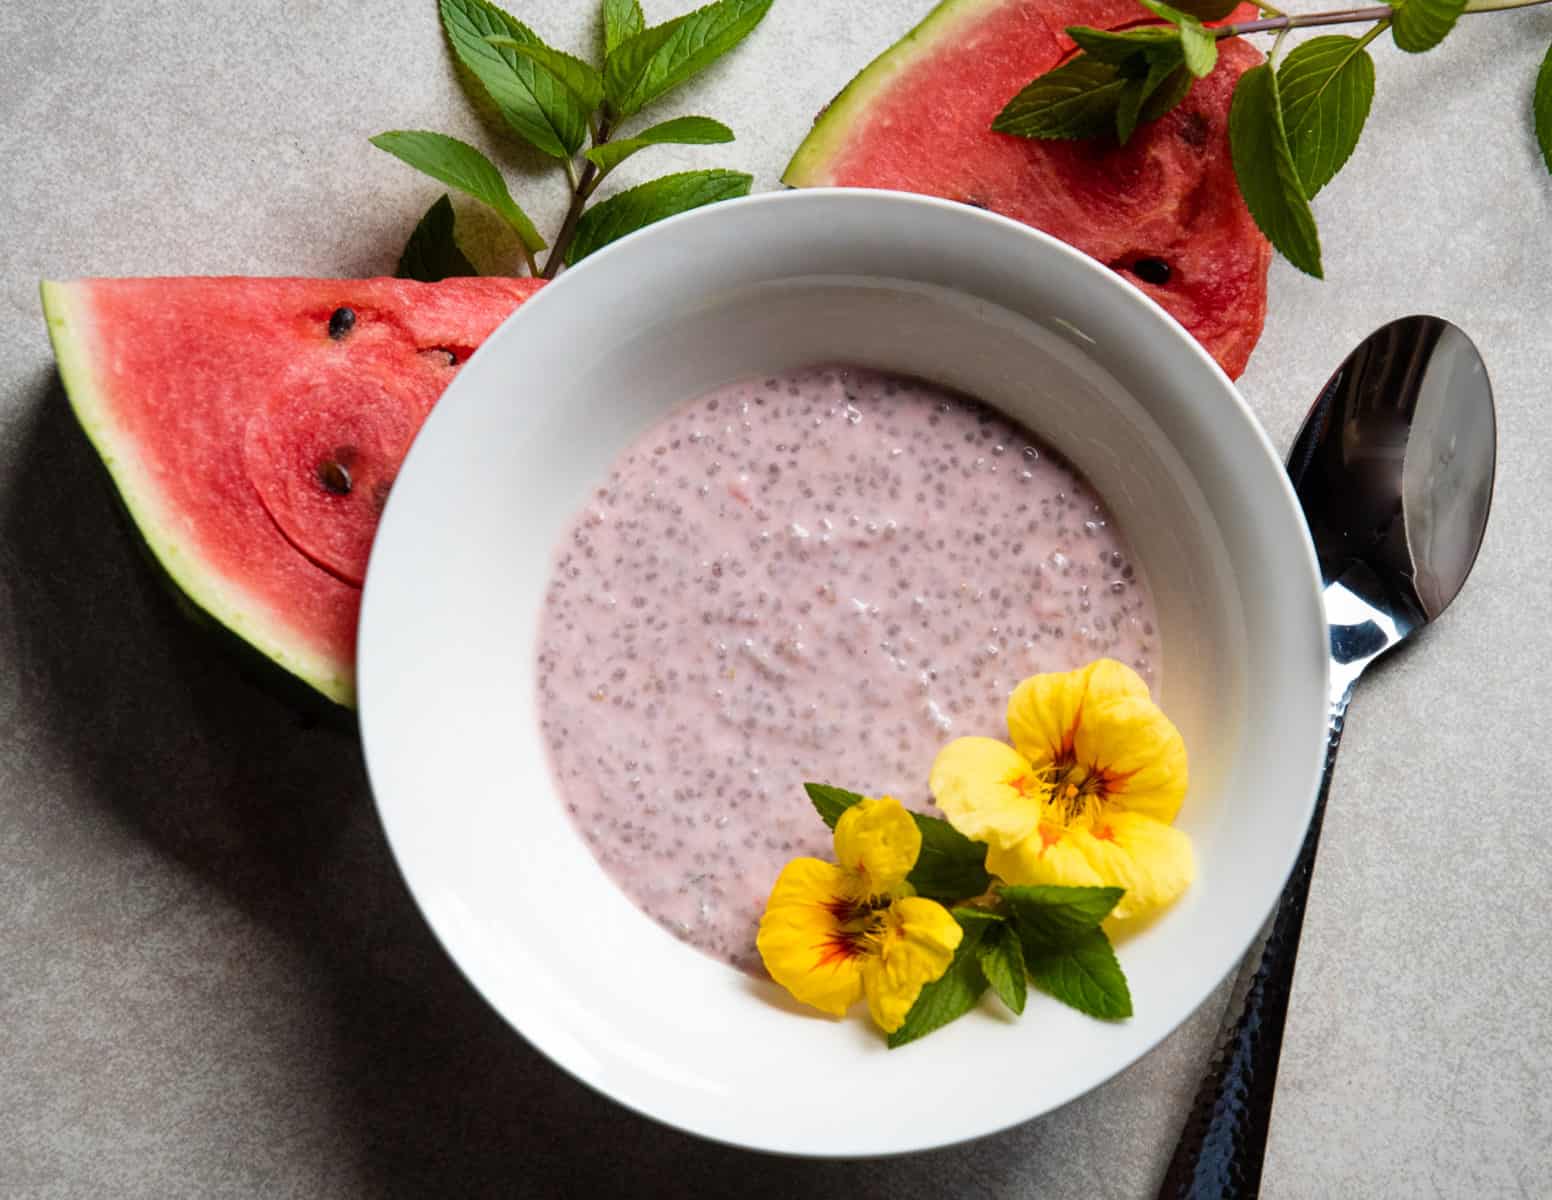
xmin=1050 ymin=758 xmax=1114 ymax=825
xmin=816 ymin=896 xmax=892 ymax=964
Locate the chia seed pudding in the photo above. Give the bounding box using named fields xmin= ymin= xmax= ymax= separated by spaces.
xmin=535 ymin=365 xmax=1159 ymax=973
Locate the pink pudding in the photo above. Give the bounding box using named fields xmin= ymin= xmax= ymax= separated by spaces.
xmin=535 ymin=365 xmax=1159 ymax=973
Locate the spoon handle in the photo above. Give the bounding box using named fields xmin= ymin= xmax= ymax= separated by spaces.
xmin=1156 ymin=684 xmax=1354 ymax=1199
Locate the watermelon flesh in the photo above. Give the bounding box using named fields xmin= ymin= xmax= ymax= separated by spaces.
xmin=784 ymin=0 xmax=1270 ymax=379
xmin=42 ymin=277 xmax=542 ymax=707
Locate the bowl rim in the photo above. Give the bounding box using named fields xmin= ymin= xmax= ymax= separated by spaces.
xmin=358 ymin=186 xmax=1329 ymax=1157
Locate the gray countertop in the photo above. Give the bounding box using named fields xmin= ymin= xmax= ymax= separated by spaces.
xmin=3 ymin=2 xmax=1550 ymax=1196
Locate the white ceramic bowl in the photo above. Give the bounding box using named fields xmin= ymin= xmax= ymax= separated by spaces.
xmin=359 ymin=189 xmax=1328 ymax=1157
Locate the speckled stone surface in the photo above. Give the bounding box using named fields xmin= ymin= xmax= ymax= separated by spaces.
xmin=2 ymin=2 xmax=1550 ymax=1196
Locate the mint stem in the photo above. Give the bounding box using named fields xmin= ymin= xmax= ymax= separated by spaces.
xmin=1222 ymin=0 xmax=1550 ymax=36
xmin=543 ymin=118 xmax=612 ymax=278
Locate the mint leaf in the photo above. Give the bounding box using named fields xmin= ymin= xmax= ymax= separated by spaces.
xmin=1163 ymin=0 xmax=1242 ymax=19
xmin=370 ymin=131 xmax=546 ymax=252
xmin=1000 ymin=884 xmax=1124 ymax=950
xmin=1065 ymin=25 xmax=1180 ymax=65
xmin=1003 ymin=886 xmax=1131 ymax=1019
xmin=603 ymin=0 xmax=646 ymax=57
xmin=396 ymin=194 xmax=479 ymax=282
xmin=604 ymin=0 xmax=774 ymax=119
xmin=1538 ymin=42 xmax=1552 ymax=175
xmin=1228 ymin=64 xmax=1324 ymax=278
xmin=907 ymin=813 xmax=992 ymax=903
xmin=1390 ymin=0 xmax=1467 ymax=53
xmin=568 ymin=169 xmax=753 ymax=263
xmin=977 ymin=923 xmax=1028 ymax=1015
xmin=993 ymin=56 xmax=1130 ymax=140
xmin=804 ymin=781 xmax=862 ymax=829
xmin=1116 ymin=47 xmax=1187 ymax=143
xmin=1059 ymin=26 xmax=1191 ymax=142
xmin=950 ymin=906 xmax=1006 ymax=926
xmin=1136 ymin=0 xmax=1217 ymax=78
xmin=439 ymin=0 xmax=589 ymax=158
xmin=1277 ymin=36 xmax=1375 ymax=199
xmin=584 ymin=116 xmax=735 ymax=174
xmin=1025 ymin=927 xmax=1133 ymax=1020
xmin=485 ymin=36 xmax=605 ymax=112
xmin=886 ymin=914 xmax=988 ymax=1048
xmin=1141 ymin=63 xmax=1194 ymax=124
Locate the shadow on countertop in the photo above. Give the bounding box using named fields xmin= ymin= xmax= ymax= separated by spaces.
xmin=1 ymin=375 xmax=1059 ymax=1199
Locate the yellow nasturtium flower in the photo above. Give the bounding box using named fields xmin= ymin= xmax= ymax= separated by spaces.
xmin=929 ymin=659 xmax=1192 ymax=920
xmin=757 ymin=797 xmax=963 ymax=1033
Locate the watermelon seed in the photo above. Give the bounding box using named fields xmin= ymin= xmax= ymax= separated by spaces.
xmin=422 ymin=347 xmax=458 ymax=367
xmin=317 ymin=459 xmax=353 ymax=495
xmin=1132 ymin=259 xmax=1172 ymax=286
xmin=327 ymin=307 xmax=357 ymax=339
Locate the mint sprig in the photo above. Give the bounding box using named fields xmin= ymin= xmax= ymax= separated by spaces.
xmin=884 ymin=883 xmax=1134 ymax=1043
xmin=374 ymin=0 xmax=770 ymax=278
xmin=994 ymin=0 xmax=1552 ymax=278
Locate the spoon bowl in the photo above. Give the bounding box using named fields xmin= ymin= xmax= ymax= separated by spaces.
xmin=1290 ymin=315 xmax=1497 ymax=639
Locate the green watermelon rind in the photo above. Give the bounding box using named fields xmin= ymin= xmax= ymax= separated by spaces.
xmin=783 ymin=0 xmax=1002 ymax=186
xmin=40 ymin=279 xmax=357 ymax=711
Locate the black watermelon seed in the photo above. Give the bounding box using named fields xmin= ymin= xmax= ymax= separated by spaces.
xmin=1132 ymin=258 xmax=1172 ymax=286
xmin=327 ymin=307 xmax=357 ymax=340
xmin=318 ymin=459 xmax=353 ymax=495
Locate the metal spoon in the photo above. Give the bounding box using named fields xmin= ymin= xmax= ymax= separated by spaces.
xmin=1158 ymin=316 xmax=1497 ymax=1198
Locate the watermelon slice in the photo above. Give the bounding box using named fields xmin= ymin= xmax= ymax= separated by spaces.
xmin=783 ymin=0 xmax=1271 ymax=378
xmin=41 ymin=276 xmax=542 ymax=709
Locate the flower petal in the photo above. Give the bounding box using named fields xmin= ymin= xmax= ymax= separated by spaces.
xmin=860 ymin=897 xmax=964 ymax=1033
xmin=1007 ymin=659 xmax=1149 ymax=767
xmin=756 ymin=858 xmax=865 ymax=1017
xmin=929 ymin=736 xmax=1044 ymax=850
xmin=1072 ymin=694 xmax=1188 ymax=823
xmin=985 ymin=825 xmax=1107 ymax=890
xmin=1076 ymin=812 xmax=1195 ymax=920
xmin=833 ymin=796 xmax=921 ymax=898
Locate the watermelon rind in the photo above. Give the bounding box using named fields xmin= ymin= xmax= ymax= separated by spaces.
xmin=41 ymin=280 xmax=356 ymax=710
xmin=783 ymin=0 xmax=1001 ymax=187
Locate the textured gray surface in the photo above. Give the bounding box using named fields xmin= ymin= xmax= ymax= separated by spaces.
xmin=2 ymin=1 xmax=1549 ymax=1196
